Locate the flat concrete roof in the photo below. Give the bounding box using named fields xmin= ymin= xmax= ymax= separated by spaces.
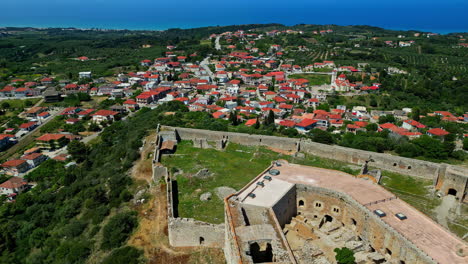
xmin=239 ymin=177 xmax=294 ymax=208
xmin=248 ymin=161 xmax=467 ymax=264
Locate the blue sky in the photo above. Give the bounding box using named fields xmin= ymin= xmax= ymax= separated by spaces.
xmin=1 ymin=0 xmax=467 ymax=32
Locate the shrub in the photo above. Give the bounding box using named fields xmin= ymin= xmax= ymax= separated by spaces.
xmin=101 ymin=212 xmax=138 ymax=250
xmin=101 ymin=246 xmax=144 ymax=264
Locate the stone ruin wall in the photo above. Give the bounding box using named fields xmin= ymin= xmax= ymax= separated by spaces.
xmin=152 ymin=127 xmax=225 ymax=249
xmin=162 ymin=126 xmax=468 ymax=202
xmin=296 ymin=185 xmax=437 ymax=264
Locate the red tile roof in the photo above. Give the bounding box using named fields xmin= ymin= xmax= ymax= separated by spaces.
xmin=36 ymin=134 xmax=65 ymax=142
xmin=245 ymin=119 xmax=257 ymax=126
xmin=427 ymin=128 xmax=450 ymax=136
xmin=2 ymin=159 xmax=27 ymax=168
xmin=296 ymin=119 xmax=317 ymax=128
xmin=92 ymin=110 xmax=119 ymax=117
xmin=0 ymin=177 xmax=27 ymax=189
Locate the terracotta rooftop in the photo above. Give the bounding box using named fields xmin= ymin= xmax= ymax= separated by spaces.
xmin=0 ymin=177 xmax=27 ymax=189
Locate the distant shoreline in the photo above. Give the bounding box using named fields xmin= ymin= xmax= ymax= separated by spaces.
xmin=0 ymin=23 xmax=466 ymax=35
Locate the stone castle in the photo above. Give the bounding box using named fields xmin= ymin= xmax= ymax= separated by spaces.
xmin=153 ymin=126 xmax=468 ymax=264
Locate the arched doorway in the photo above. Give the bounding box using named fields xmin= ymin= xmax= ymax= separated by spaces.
xmin=447 ymin=188 xmax=457 ymax=196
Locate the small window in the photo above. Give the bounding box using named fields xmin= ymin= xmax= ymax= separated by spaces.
xmin=374 ymin=209 xmax=386 ymax=217
xmin=395 ymin=213 xmax=407 ymax=220
xmin=393 ymin=163 xmax=397 ymax=166
xmin=333 ymin=207 xmax=340 ymax=213
xmin=386 ymin=248 xmax=392 ymax=256
xmin=315 ymin=202 xmax=322 ymax=208
xmin=407 ymin=166 xmax=412 ymax=170
xmin=299 ymin=200 xmax=305 ymax=207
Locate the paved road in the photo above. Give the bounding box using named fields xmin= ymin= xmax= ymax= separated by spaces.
xmin=0 ymin=96 xmax=43 ymax=101
xmin=215 ymin=36 xmax=221 ymax=51
xmin=200 ymin=57 xmax=215 ymax=83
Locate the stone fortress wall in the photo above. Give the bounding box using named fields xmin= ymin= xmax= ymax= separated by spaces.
xmin=161 ymin=126 xmax=468 ymax=202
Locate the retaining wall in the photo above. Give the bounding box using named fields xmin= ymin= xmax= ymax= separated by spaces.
xmin=168 ymin=217 xmax=225 ymax=248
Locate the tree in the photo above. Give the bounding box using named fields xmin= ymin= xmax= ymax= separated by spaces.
xmin=378 ymin=114 xmax=396 ymax=124
xmin=309 ymin=129 xmax=334 ymax=144
xmin=316 ymin=103 xmax=330 ymax=112
xmin=265 ymin=110 xmax=275 ymax=125
xmin=1 ymin=102 xmax=10 ymax=109
xmin=102 ymin=246 xmax=144 ymax=264
xmin=101 ymin=212 xmax=138 ymax=250
xmin=412 ymin=108 xmax=421 ymax=121
xmin=463 ymin=137 xmax=468 ymax=151
xmin=365 ymin=123 xmax=378 ymax=132
xmin=229 ymin=110 xmax=239 ymax=126
xmin=254 ymin=117 xmax=260 ymax=129
xmin=334 ymin=247 xmax=355 ymax=264
xmin=67 ymin=141 xmax=88 ymax=162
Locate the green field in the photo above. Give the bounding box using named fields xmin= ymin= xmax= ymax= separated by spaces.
xmin=380 ymin=171 xmax=440 ymax=214
xmin=289 ymin=73 xmax=331 ymax=85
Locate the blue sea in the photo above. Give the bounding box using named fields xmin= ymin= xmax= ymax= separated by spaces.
xmin=1 ymin=1 xmax=467 ymax=34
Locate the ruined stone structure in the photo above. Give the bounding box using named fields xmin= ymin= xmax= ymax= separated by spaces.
xmin=161 ymin=126 xmax=468 ymax=202
xmin=153 ymin=126 xmax=468 ymax=263
xmin=224 ymin=161 xmax=467 ymax=264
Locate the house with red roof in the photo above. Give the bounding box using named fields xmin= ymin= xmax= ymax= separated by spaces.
xmin=212 ymin=111 xmax=226 ymax=119
xmin=279 ymin=103 xmax=293 ymax=111
xmin=36 ymin=134 xmax=70 ymax=150
xmin=14 ymin=87 xmax=31 ymax=97
xmin=427 ymin=128 xmax=450 ymax=139
xmin=65 ymin=118 xmax=80 ymax=125
xmin=307 ymin=98 xmax=320 ymax=108
xmin=0 ymin=176 xmax=28 ymax=196
xmin=76 ymin=109 xmax=95 ymax=119
xmin=245 ymin=119 xmax=257 ymax=127
xmin=92 ymin=110 xmax=119 ymax=123
xmin=22 ymin=152 xmax=47 ymax=168
xmin=346 ymin=124 xmax=365 ymax=134
xmin=279 ymin=120 xmax=296 ymax=128
xmin=60 ymin=107 xmax=81 ymax=116
xmin=141 ymin=59 xmax=152 ymax=66
xmin=402 ymin=119 xmax=426 ymax=131
xmin=41 ymin=77 xmax=54 ymax=85
xmin=123 ymin=99 xmax=139 ymax=111
xmin=19 ymin=121 xmax=37 ymax=132
xmin=295 ymin=119 xmax=317 ymax=132
xmin=1 ymin=159 xmax=29 ymax=176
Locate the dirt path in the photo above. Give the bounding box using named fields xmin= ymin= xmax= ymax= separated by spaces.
xmin=434 ymin=195 xmax=457 ymax=228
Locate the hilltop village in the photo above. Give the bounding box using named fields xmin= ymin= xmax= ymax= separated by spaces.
xmin=0 ymin=25 xmax=466 ymax=263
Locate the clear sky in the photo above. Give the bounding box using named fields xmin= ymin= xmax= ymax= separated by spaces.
xmin=1 ymin=0 xmax=467 ymax=33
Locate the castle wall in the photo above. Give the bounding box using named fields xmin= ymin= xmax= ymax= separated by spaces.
xmin=163 ymin=126 xmax=468 ymax=202
xmin=168 ymin=217 xmax=225 ymax=248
